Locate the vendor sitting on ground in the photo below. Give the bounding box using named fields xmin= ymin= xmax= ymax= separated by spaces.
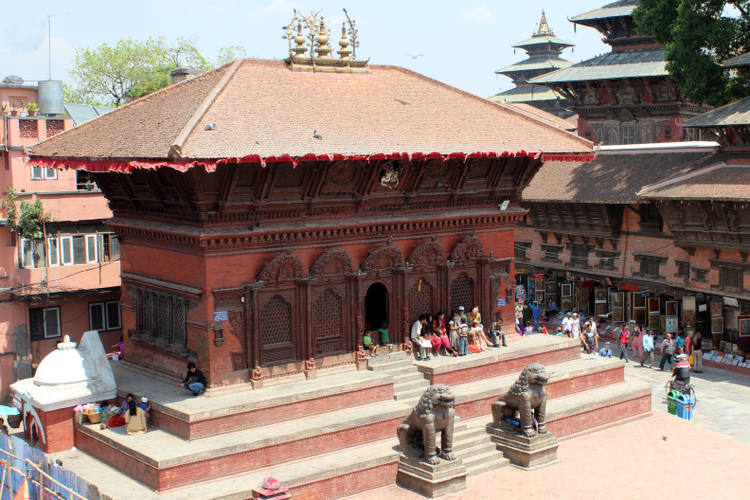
xmin=101 ymin=393 xmax=134 ymax=429
xmin=179 ymin=362 xmax=207 ymax=396
xmin=363 ymin=330 xmax=378 ymax=357
xmin=125 ymin=400 xmax=148 ymax=435
xmin=598 ymin=342 xmax=613 ymax=358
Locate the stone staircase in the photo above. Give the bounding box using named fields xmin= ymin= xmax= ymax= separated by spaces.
xmin=453 ymin=416 xmax=509 ymax=475
xmin=367 ymin=351 xmax=430 ymax=402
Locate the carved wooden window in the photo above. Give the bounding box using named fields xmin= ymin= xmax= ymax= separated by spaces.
xmin=409 ymin=279 xmax=433 ymax=323
xmin=135 ymin=288 xmax=188 ymax=346
xmin=541 ymin=245 xmax=562 ymax=263
xmin=676 ymin=261 xmax=690 ymax=279
xmin=595 ymin=251 xmax=617 ymax=271
xmin=621 ymin=122 xmax=637 ymax=144
xmin=639 ymin=204 xmax=663 ymax=233
xmin=313 ymin=289 xmax=342 ymax=342
xmin=515 ymin=242 xmax=531 ymax=262
xmin=451 ymin=273 xmax=474 ymax=314
xmin=720 ymin=268 xmax=743 ymax=291
xmin=692 ymin=268 xmax=709 ymax=283
xmin=638 ymin=257 xmax=662 ymax=279
xmin=261 ymin=295 xmax=292 ymax=346
xmin=570 ymin=244 xmax=589 ymax=268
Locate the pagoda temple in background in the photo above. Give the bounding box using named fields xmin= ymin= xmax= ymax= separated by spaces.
xmin=531 ymin=0 xmax=710 ymax=144
xmin=489 ymin=11 xmax=574 ymax=119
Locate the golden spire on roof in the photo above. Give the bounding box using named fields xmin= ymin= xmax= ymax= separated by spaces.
xmin=315 ymin=18 xmax=332 ymax=58
xmin=536 ymin=10 xmax=553 ymax=35
xmin=284 ymin=8 xmax=369 ymax=73
xmin=337 ymin=23 xmax=353 ymax=60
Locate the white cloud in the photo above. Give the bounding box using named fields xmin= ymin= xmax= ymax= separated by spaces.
xmin=464 ymin=5 xmax=495 ymax=23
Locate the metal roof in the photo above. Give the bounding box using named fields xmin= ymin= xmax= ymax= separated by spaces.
xmin=571 ymin=0 xmax=638 ymax=23
xmin=513 ymin=35 xmax=574 ymax=49
xmin=63 ymin=103 xmax=114 ymax=126
xmin=496 ymin=58 xmax=572 ymax=75
xmin=722 ymin=52 xmax=750 ymax=68
xmin=683 ymin=96 xmax=750 ymax=128
xmin=530 ymin=48 xmax=667 ymax=83
xmin=488 ymin=86 xmax=561 ymax=103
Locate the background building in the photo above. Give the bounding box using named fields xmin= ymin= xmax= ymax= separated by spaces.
xmin=0 ymin=77 xmax=120 ymax=401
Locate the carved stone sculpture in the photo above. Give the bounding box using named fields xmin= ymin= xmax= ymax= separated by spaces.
xmin=492 ymin=363 xmax=549 ymax=437
xmin=398 ymin=384 xmax=456 ymax=464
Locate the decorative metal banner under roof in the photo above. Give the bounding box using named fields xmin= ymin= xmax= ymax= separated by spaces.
xmin=283 ymin=9 xmax=370 ymax=73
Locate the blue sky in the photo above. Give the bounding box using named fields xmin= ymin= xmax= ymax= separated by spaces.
xmin=0 ymin=0 xmax=610 ymax=99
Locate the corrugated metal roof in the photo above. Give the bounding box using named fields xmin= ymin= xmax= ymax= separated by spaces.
xmin=63 ymin=103 xmax=115 ymax=126
xmin=571 ymin=0 xmax=637 ymax=23
xmin=530 ymin=48 xmax=667 ymax=83
xmin=513 ymin=35 xmax=574 ymax=49
xmin=488 ymin=86 xmax=561 ymax=103
xmin=722 ymin=52 xmax=750 ymax=68
xmin=683 ymin=96 xmax=750 ymax=128
xmin=496 ymin=58 xmax=572 ymax=75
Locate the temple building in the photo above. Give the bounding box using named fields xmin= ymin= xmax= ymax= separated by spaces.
xmin=489 ymin=11 xmax=575 ymax=119
xmin=530 ymin=0 xmax=710 ymax=144
xmin=28 ymin=23 xmax=591 ymax=388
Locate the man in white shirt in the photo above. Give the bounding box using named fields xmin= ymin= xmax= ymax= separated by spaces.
xmin=410 ymin=315 xmax=427 ymax=360
xmin=561 ymin=313 xmax=573 ymax=337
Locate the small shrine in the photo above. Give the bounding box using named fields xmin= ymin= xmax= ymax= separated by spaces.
xmin=10 ymin=331 xmax=116 ymax=453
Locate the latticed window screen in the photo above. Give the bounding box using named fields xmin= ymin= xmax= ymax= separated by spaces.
xmin=46 ymin=119 xmax=65 ymax=136
xmin=261 ymin=295 xmax=292 ymax=345
xmin=451 ymin=273 xmax=474 ymax=314
xmin=135 ymin=287 xmax=188 ymax=346
xmin=409 ymin=280 xmax=433 ymax=323
xmin=313 ymin=289 xmax=342 ymax=341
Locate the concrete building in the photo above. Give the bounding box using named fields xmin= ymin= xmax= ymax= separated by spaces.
xmin=0 ymin=79 xmax=120 ymax=401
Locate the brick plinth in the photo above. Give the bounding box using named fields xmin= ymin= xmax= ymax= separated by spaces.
xmin=37 ymin=407 xmax=75 ymax=453
xmin=152 ymin=380 xmax=395 ymax=440
xmin=291 ymin=460 xmax=398 ymax=500
xmin=75 ymin=415 xmax=405 ymax=491
xmin=546 ymin=393 xmax=652 ymax=437
xmin=454 ymin=366 xmax=625 ymax=421
xmin=428 ymin=345 xmax=581 ymax=386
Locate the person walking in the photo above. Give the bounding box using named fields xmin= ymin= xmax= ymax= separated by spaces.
xmin=691 ymin=329 xmax=704 ymax=373
xmin=631 ymin=326 xmax=643 ymax=359
xmin=659 ymin=333 xmax=676 ymax=371
xmin=640 ymin=330 xmax=655 ymax=368
xmin=617 ymin=323 xmax=630 ymax=362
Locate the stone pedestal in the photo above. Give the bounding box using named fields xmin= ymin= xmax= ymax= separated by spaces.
xmin=396 ymin=455 xmax=467 ymax=498
xmin=488 ymin=422 xmax=559 ymax=470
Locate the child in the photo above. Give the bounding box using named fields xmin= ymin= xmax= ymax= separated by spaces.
xmin=449 ymin=314 xmax=460 ymax=352
xmin=598 ymin=342 xmax=613 ymax=358
xmin=555 ymin=326 xmax=564 ymax=337
xmin=458 ymin=319 xmax=470 ymax=356
xmin=363 ymin=331 xmax=378 ymax=357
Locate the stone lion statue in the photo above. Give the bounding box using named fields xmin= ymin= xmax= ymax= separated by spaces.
xmin=397 ymin=384 xmax=456 ymax=465
xmin=492 ymin=363 xmax=549 ymax=437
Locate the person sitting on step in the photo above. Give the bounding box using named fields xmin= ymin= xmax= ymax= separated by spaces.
xmin=363 ymin=330 xmax=378 ymax=357
xmin=179 ymin=362 xmax=207 ymax=396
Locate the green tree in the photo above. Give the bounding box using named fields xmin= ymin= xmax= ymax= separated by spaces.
xmin=633 ymin=0 xmax=750 ymax=106
xmin=67 ymin=37 xmax=246 ymax=106
xmin=1 ymin=188 xmax=52 ymax=239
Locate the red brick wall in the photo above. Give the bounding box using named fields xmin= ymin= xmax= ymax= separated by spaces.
xmin=39 ymin=406 xmax=75 ymax=453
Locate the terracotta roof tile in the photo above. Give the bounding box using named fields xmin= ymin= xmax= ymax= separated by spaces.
xmin=638 ymin=162 xmax=750 ymax=201
xmin=523 ymin=150 xmax=721 ymax=203
xmin=31 ymin=59 xmax=590 ymax=163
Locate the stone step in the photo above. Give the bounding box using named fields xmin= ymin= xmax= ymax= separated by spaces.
xmin=393 ymin=378 xmax=430 ymax=394
xmin=74 ymin=398 xmax=412 ymax=491
xmin=453 ymin=429 xmax=492 ymax=452
xmin=371 ymin=365 xmax=416 ymax=377
xmin=450 ymin=356 xmax=626 ymax=421
xmin=394 ymin=387 xmax=434 ymax=401
xmin=417 ymin=334 xmax=582 ymax=386
xmin=57 ymin=436 xmax=400 ymax=500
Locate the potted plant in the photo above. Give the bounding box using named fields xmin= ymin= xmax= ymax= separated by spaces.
xmin=0 ymin=104 xmax=7 ymax=116
xmin=26 ymin=102 xmax=39 ymax=116
xmin=10 ymin=107 xmax=18 ymax=116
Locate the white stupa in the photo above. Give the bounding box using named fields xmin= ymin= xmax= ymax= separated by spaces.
xmin=11 ymin=331 xmax=116 ymax=411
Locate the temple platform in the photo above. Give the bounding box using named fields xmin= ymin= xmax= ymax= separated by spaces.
xmin=69 ymin=335 xmax=651 ymax=496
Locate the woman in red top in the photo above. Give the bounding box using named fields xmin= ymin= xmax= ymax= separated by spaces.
xmin=618 ymin=324 xmax=630 ymax=363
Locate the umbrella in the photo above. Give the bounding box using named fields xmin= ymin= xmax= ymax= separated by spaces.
xmin=0 ymin=406 xmax=20 ymax=417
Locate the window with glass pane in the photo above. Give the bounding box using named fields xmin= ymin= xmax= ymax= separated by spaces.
xmin=85 ymin=234 xmax=98 ymax=263
xmin=43 ymin=307 xmax=61 ymax=338
xmin=106 ymin=301 xmax=121 ymax=329
xmin=111 ymin=235 xmax=120 ymax=261
xmin=47 ymin=238 xmax=59 ymax=266
xmin=89 ymin=303 xmax=105 ymax=331
xmin=73 ymin=236 xmax=85 ymax=264
xmin=60 ymin=236 xmax=73 ymax=265
xmin=44 ymin=167 xmax=57 ymax=180
xmin=31 ymin=166 xmax=43 ymax=180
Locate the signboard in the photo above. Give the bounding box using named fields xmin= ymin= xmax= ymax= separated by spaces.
xmin=739 ymin=315 xmax=750 ymax=338
xmin=665 ymin=316 xmax=678 ymax=334
xmin=534 ymin=273 xmax=545 ymax=279
xmin=496 ymin=298 xmax=506 ymax=307
xmin=214 ymin=310 xmax=229 ymax=322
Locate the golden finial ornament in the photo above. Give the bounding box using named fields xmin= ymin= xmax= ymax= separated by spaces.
xmin=292 ymin=21 xmax=308 ymax=57
xmin=337 ymin=23 xmax=353 ymax=60
xmin=315 ymin=18 xmax=332 ymax=59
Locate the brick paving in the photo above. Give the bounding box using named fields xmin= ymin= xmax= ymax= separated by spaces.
xmin=346 ymin=411 xmax=748 ymax=500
